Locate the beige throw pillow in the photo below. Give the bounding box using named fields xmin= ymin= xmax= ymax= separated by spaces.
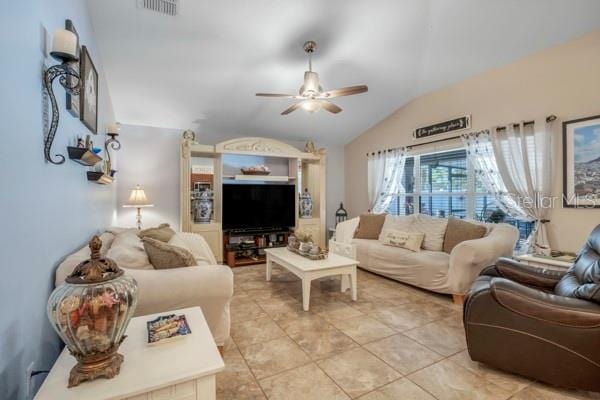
xmin=106 ymin=231 xmax=153 ymax=270
xmin=378 ymin=214 xmax=415 ymax=241
xmin=411 ymin=214 xmax=449 ymax=251
xmin=380 ymin=229 xmax=424 ymax=252
xmin=138 ymin=223 xmax=176 ymax=242
xmin=443 ymin=217 xmax=487 ymax=254
xmin=168 ymin=234 xmax=212 ymax=266
xmin=354 ymin=213 xmax=387 ymax=240
xmin=143 ymin=237 xmax=197 ymax=269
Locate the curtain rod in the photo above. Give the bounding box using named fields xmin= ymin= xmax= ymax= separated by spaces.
xmin=366 ymin=114 xmax=557 ymax=156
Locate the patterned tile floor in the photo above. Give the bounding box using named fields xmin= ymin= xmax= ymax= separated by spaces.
xmin=217 ymin=264 xmax=600 ymax=400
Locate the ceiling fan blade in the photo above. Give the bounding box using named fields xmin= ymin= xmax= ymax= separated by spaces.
xmin=319 ymin=85 xmax=368 ymax=99
xmin=256 ymin=93 xmax=297 ymax=98
xmin=320 ymin=100 xmax=342 ymax=114
xmin=281 ymin=102 xmax=302 ymax=115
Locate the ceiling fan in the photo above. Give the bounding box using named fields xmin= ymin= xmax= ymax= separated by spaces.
xmin=256 ymin=41 xmax=368 ymax=115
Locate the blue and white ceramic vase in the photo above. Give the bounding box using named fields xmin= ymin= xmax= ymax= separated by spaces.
xmin=194 ymin=191 xmax=213 ymax=223
xmin=299 ymin=188 xmax=313 ymax=218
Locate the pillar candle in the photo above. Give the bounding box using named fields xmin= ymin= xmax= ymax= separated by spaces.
xmin=106 ymin=122 xmax=120 ymax=135
xmin=52 ymin=29 xmax=77 ymax=58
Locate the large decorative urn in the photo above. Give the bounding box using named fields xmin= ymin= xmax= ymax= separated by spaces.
xmin=299 ymin=188 xmax=313 ymax=218
xmin=47 ymin=236 xmax=138 ymax=387
xmin=193 ymin=190 xmax=213 ymax=223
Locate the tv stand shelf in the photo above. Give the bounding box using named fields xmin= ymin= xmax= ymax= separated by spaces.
xmin=223 ymin=230 xmax=291 ymax=267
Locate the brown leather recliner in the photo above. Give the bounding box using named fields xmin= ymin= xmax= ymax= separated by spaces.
xmin=464 ymin=225 xmax=600 ymax=392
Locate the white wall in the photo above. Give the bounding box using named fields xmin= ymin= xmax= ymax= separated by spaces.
xmin=0 ymin=1 xmax=115 ymax=398
xmin=116 ymin=125 xmax=181 ymax=229
xmin=116 ymin=128 xmax=345 ymax=231
xmin=345 ymin=30 xmax=600 ymax=252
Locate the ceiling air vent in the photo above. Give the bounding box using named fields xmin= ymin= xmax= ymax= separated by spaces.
xmin=138 ymin=0 xmax=178 ymax=16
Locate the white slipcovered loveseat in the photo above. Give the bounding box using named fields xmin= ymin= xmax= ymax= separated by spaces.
xmin=54 ymin=229 xmax=233 ymax=346
xmin=330 ymin=214 xmax=518 ymax=301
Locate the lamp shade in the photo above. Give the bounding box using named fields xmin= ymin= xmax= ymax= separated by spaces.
xmin=123 ymin=185 xmax=153 ymax=208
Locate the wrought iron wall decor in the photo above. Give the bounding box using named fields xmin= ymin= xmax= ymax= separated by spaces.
xmin=43 ymin=26 xmax=81 ymax=165
xmin=104 ymin=130 xmax=121 ymax=173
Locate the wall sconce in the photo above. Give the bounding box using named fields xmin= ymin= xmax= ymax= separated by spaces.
xmin=43 ymin=27 xmax=80 ymax=165
xmin=104 ymin=122 xmax=122 ymax=174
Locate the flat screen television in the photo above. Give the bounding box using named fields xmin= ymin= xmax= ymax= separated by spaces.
xmin=222 ymin=184 xmax=296 ymax=231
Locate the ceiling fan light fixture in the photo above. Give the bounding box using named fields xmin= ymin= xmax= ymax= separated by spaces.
xmin=257 ymin=41 xmax=368 ymax=115
xmin=301 ymin=100 xmax=320 ymax=113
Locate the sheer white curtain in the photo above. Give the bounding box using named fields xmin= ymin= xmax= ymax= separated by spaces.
xmin=367 ymin=148 xmax=407 ymax=213
xmin=491 ymin=121 xmax=554 ymax=252
xmin=461 ymin=131 xmax=527 ymax=218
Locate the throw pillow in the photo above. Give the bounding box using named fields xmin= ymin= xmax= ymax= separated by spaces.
xmin=143 ymin=237 xmax=197 ymax=269
xmin=443 ymin=217 xmax=487 ymax=254
xmin=378 ymin=214 xmax=415 ymax=241
xmin=168 ymin=234 xmax=212 ymax=266
xmin=354 ymin=213 xmax=387 ymax=240
xmin=138 ymin=223 xmax=176 ymax=242
xmin=411 ymin=214 xmax=449 ymax=251
xmin=106 ymin=231 xmax=153 ymax=270
xmin=380 ymin=229 xmax=424 ymax=252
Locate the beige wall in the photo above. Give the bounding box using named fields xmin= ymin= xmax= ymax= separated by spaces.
xmin=345 ymin=30 xmax=600 ymax=252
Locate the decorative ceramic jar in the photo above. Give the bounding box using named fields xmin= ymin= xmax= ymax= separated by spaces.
xmin=193 ymin=190 xmax=213 ymax=223
xmin=299 ymin=188 xmax=313 ymax=218
xmin=47 ymin=236 xmax=138 ymax=387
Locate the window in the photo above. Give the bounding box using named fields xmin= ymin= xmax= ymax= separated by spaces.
xmin=386 ymin=148 xmax=534 ymax=241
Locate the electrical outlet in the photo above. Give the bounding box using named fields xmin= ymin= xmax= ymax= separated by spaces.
xmin=25 ymin=361 xmax=35 ymax=400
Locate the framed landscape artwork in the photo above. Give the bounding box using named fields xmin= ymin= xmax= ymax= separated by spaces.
xmin=65 ymin=19 xmax=80 ymax=118
xmin=80 ymin=46 xmax=98 ymax=134
xmin=563 ymin=115 xmax=600 ymax=208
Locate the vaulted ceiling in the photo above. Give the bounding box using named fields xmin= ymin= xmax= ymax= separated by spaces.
xmin=88 ymin=0 xmax=600 ymax=145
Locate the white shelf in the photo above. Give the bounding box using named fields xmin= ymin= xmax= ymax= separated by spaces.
xmin=224 ymin=175 xmax=295 ymax=182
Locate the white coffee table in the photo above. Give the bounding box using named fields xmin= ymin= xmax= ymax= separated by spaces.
xmin=265 ymin=247 xmax=359 ymax=311
xmin=35 ymin=307 xmax=224 ymax=400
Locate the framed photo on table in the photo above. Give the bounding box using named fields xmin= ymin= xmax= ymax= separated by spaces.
xmin=563 ymin=114 xmax=600 ymax=208
xmin=79 ymin=46 xmax=98 ymax=134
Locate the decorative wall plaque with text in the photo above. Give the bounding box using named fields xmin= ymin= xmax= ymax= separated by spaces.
xmin=413 ymin=115 xmax=471 ymax=139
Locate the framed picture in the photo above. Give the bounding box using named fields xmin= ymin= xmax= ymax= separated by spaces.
xmin=80 ymin=45 xmax=98 ymax=134
xmin=65 ymin=19 xmax=81 ymax=118
xmin=563 ymin=114 xmax=600 ymax=208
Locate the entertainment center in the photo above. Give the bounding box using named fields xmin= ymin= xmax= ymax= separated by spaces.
xmin=180 ymin=136 xmax=326 ymax=266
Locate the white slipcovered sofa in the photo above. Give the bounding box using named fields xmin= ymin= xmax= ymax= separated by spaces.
xmin=54 ymin=229 xmax=233 ymax=346
xmin=330 ymin=214 xmax=519 ymax=301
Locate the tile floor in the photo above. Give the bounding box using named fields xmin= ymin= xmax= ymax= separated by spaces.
xmin=217 ymin=264 xmax=600 ymax=400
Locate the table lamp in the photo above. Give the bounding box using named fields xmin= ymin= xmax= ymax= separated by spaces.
xmin=123 ymin=185 xmax=154 ymax=229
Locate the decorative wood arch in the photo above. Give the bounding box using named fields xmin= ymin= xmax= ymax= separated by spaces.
xmin=215 ymin=137 xmax=318 ymax=159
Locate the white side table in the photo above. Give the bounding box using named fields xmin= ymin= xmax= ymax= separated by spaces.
xmin=515 ymin=254 xmax=573 ymax=271
xmin=35 ymin=307 xmax=224 ymax=400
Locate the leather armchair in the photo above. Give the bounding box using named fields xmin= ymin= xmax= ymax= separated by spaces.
xmin=464 ymin=225 xmax=600 ymax=392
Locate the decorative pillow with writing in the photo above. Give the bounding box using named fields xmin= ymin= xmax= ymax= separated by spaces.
xmin=143 ymin=237 xmax=197 ymax=270
xmin=378 ymin=214 xmax=415 ymax=241
xmin=138 ymin=223 xmax=176 ymax=243
xmin=443 ymin=217 xmax=487 ymax=254
xmin=354 ymin=213 xmax=387 ymax=240
xmin=380 ymin=229 xmax=425 ymax=252
xmin=411 ymin=214 xmax=449 ymax=251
